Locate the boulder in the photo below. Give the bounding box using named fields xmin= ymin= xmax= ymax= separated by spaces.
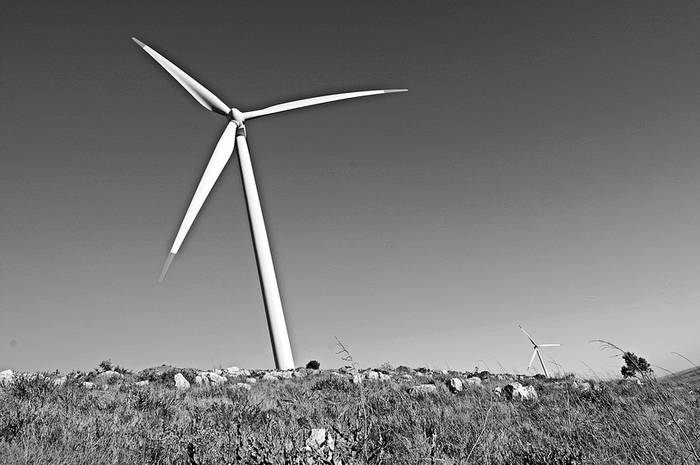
xmin=0 ymin=369 xmax=14 ymax=386
xmin=465 ymin=377 xmax=482 ymax=387
xmin=225 ymin=366 xmax=251 ymax=377
xmin=503 ymin=382 xmax=537 ymax=401
xmin=306 ymin=428 xmax=335 ymax=455
xmin=174 ymin=373 xmax=190 ymax=390
xmin=207 ymin=372 xmax=227 ymax=385
xmin=95 ymin=370 xmax=123 ymax=383
xmin=409 ymin=384 xmax=438 ymax=397
xmin=447 ymin=378 xmax=463 ymax=393
xmin=572 ymin=381 xmax=591 ymax=392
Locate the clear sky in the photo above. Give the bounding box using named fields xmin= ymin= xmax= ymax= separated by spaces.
xmin=1 ymin=1 xmax=699 ymax=376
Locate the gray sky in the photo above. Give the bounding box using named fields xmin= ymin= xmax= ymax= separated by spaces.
xmin=1 ymin=1 xmax=699 ymax=376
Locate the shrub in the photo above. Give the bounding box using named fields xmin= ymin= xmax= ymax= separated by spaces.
xmin=621 ymin=352 xmax=653 ymax=378
xmin=305 ymin=360 xmax=320 ymax=370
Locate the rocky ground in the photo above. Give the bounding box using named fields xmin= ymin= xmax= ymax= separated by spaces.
xmin=0 ymin=363 xmax=697 ymax=464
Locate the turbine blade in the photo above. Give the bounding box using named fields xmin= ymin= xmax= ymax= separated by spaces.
xmin=528 ymin=350 xmax=537 ymax=369
xmin=132 ymin=37 xmax=230 ymax=116
xmin=243 ymin=89 xmax=407 ymax=120
xmin=158 ymin=121 xmax=238 ymax=281
xmin=538 ymin=344 xmax=561 ymax=347
xmin=519 ymin=325 xmax=538 ymax=346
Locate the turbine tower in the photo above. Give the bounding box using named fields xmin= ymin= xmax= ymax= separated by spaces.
xmin=519 ymin=325 xmax=560 ymax=378
xmin=132 ymin=38 xmax=405 ymax=370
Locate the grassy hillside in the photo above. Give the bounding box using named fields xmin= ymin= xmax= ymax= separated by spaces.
xmin=0 ymin=365 xmax=698 ymax=464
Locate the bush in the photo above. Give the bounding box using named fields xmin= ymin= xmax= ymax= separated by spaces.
xmin=621 ymin=352 xmax=653 ymax=378
xmin=305 ymin=360 xmax=320 ymax=370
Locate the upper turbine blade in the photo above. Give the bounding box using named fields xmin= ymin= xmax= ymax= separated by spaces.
xmin=242 ymin=89 xmax=407 ymax=120
xmin=132 ymin=37 xmax=230 ymax=116
xmin=519 ymin=325 xmax=537 ymax=346
xmin=159 ymin=121 xmax=238 ymax=282
xmin=528 ymin=350 xmax=538 ymax=370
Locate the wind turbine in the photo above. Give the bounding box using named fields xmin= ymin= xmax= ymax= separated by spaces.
xmin=519 ymin=325 xmax=560 ymax=378
xmin=132 ymin=38 xmax=406 ymax=370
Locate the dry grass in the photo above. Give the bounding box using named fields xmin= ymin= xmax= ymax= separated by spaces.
xmin=0 ymin=366 xmax=698 ymax=464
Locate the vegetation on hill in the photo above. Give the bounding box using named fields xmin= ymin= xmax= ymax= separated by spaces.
xmin=0 ymin=362 xmax=698 ymax=464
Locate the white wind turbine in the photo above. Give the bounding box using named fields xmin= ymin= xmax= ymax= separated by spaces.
xmin=519 ymin=325 xmax=560 ymax=378
xmin=132 ymin=38 xmax=405 ymax=370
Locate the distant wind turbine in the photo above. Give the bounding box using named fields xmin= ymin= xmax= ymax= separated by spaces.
xmin=519 ymin=325 xmax=560 ymax=378
xmin=132 ymin=37 xmax=406 ymax=370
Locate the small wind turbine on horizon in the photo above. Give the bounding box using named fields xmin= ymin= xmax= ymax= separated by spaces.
xmin=519 ymin=325 xmax=560 ymax=378
xmin=132 ymin=37 xmax=406 ymax=370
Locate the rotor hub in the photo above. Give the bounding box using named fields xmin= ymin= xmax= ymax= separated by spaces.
xmin=228 ymin=107 xmax=245 ymax=125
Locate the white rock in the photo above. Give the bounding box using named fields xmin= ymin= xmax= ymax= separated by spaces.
xmin=0 ymin=369 xmax=14 ymax=386
xmin=82 ymin=382 xmax=96 ymax=390
xmin=465 ymin=377 xmax=482 ymax=387
xmin=135 ymin=380 xmax=149 ymax=386
xmin=207 ymin=372 xmax=227 ymax=385
xmin=306 ymin=428 xmax=334 ymax=452
xmin=224 ymin=366 xmax=240 ymax=374
xmin=400 ymin=374 xmax=413 ymax=380
xmin=194 ymin=375 xmax=205 ymax=386
xmin=351 ymin=373 xmax=363 ymax=384
xmin=493 ymin=386 xmax=503 ymax=396
xmin=174 ymin=373 xmax=190 ymax=390
xmin=235 ymin=382 xmax=251 ymax=391
xmin=503 ymin=382 xmax=537 ymax=401
xmin=365 ymin=371 xmax=380 ymax=380
xmin=262 ymin=373 xmax=277 ymax=381
xmin=53 ymin=376 xmax=67 ymax=386
xmin=409 ymin=384 xmax=438 ymax=397
xmin=447 ymin=378 xmax=463 ymax=393
xmin=96 ymin=370 xmax=122 ymax=382
xmin=245 ymin=377 xmax=257 ymax=384
xmin=307 ymin=428 xmax=326 ymax=448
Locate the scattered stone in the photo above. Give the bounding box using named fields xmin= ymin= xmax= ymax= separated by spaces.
xmin=465 ymin=377 xmax=482 ymax=387
xmin=135 ymin=380 xmax=149 ymax=387
xmin=174 ymin=373 xmax=190 ymax=390
xmin=329 ymin=371 xmax=345 ymax=379
xmin=447 ymin=378 xmax=463 ymax=393
xmin=234 ymin=382 xmax=251 ymax=391
xmin=95 ymin=370 xmax=123 ymax=383
xmin=409 ymin=384 xmax=438 ymax=397
xmin=262 ymin=373 xmax=277 ymax=381
xmin=306 ymin=428 xmax=335 ymax=454
xmin=82 ymin=382 xmax=96 ymax=390
xmin=225 ymin=366 xmax=251 ymax=377
xmin=208 ymin=372 xmax=227 ymax=385
xmin=503 ymin=382 xmax=537 ymax=401
xmin=0 ymin=369 xmax=14 ymax=386
xmin=572 ymin=381 xmax=591 ymax=392
xmin=245 ymin=377 xmax=257 ymax=384
xmin=53 ymin=376 xmax=67 ymax=386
